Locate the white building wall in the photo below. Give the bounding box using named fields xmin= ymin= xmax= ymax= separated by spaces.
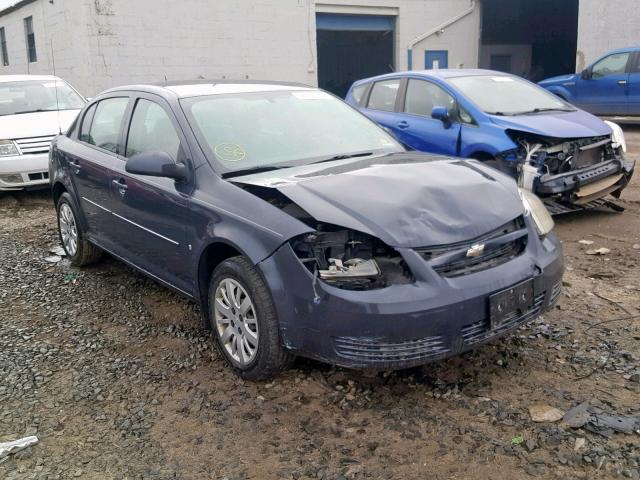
xmin=576 ymin=0 xmax=640 ymax=71
xmin=0 ymin=0 xmax=481 ymax=96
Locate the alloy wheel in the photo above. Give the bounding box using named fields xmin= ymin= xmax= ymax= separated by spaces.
xmin=214 ymin=278 xmax=259 ymax=366
xmin=58 ymin=203 xmax=78 ymax=256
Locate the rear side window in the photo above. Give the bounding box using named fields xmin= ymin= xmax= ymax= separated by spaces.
xmin=591 ymin=53 xmax=630 ymax=79
xmin=404 ymin=79 xmax=456 ymax=117
xmin=79 ymin=104 xmax=96 ymax=143
xmin=367 ymin=79 xmax=400 ymax=112
xmin=126 ymin=99 xmax=181 ymax=161
xmin=351 ymin=84 xmax=368 ymax=106
xmin=86 ymin=97 xmax=129 ymax=153
xmin=632 ymin=53 xmax=640 ymax=73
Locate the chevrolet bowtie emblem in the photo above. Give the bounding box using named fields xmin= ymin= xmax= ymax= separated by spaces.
xmin=466 ymin=243 xmax=485 ymax=258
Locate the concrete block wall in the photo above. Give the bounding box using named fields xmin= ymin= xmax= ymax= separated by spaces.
xmin=576 ymin=0 xmax=640 ymax=71
xmin=1 ymin=0 xmax=481 ymax=96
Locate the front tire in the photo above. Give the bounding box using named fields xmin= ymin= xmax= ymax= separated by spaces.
xmin=209 ymin=256 xmax=292 ymax=379
xmin=56 ymin=192 xmax=103 ymax=266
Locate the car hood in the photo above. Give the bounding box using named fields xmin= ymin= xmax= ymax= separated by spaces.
xmin=0 ymin=110 xmax=81 ymax=139
xmin=538 ymin=73 xmax=578 ymax=86
xmin=489 ymin=109 xmax=612 ymax=139
xmin=231 ymin=153 xmax=524 ymax=248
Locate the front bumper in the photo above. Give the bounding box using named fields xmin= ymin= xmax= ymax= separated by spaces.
xmin=0 ymin=153 xmax=50 ymax=190
xmin=259 ymin=218 xmax=564 ymax=369
xmin=534 ymin=156 xmax=635 ymax=202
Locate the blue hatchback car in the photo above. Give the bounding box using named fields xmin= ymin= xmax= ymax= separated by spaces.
xmin=539 ymin=47 xmax=640 ymax=116
xmin=346 ymin=70 xmax=634 ymax=207
xmin=50 ymin=80 xmax=563 ymax=378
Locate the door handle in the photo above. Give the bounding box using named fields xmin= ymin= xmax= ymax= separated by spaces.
xmin=618 ymin=80 xmax=628 ymax=85
xmin=112 ymin=178 xmax=128 ymax=195
xmin=68 ymin=160 xmax=81 ymax=173
xmin=397 ymin=120 xmax=410 ymax=129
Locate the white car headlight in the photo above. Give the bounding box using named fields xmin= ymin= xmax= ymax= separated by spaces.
xmin=604 ymin=120 xmax=626 ymax=153
xmin=518 ymin=188 xmax=554 ymax=236
xmin=0 ymin=140 xmax=20 ymax=157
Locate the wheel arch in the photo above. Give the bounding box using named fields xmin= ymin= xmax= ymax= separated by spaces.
xmin=52 ymin=181 xmax=67 ymax=207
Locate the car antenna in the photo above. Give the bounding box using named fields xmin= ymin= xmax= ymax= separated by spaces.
xmin=51 ymin=39 xmax=62 ymax=134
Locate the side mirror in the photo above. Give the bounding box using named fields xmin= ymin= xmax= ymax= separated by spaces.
xmin=125 ymin=151 xmax=190 ymax=182
xmin=431 ymin=106 xmax=451 ymax=128
xmin=580 ymin=68 xmax=591 ymax=80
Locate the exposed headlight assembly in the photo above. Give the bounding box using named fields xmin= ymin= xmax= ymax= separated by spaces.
xmin=604 ymin=120 xmax=626 ymax=153
xmin=291 ymin=227 xmax=413 ymax=290
xmin=0 ymin=140 xmax=20 ymax=157
xmin=518 ymin=188 xmax=554 ymax=237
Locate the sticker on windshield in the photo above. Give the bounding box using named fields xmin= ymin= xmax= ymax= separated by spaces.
xmin=491 ymin=77 xmax=514 ymax=82
xmin=214 ymin=143 xmax=246 ymax=162
xmin=292 ymin=91 xmax=331 ymax=100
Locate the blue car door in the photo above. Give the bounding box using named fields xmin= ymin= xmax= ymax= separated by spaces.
xmin=628 ymin=52 xmax=640 ymax=115
xmin=107 ymin=95 xmax=193 ymax=295
xmin=360 ymin=78 xmax=403 ymax=137
xmin=576 ymin=51 xmax=631 ymax=115
xmin=391 ymin=78 xmax=460 ymax=155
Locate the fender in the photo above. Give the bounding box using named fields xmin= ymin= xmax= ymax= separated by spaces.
xmin=545 ymin=85 xmax=572 ymax=102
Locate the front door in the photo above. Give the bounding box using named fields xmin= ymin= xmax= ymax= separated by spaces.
xmin=425 ymin=50 xmax=448 ymax=70
xmin=393 ymin=78 xmax=460 ymax=155
xmin=107 ymin=95 xmax=193 ymax=295
xmin=576 ymin=51 xmax=631 ymax=115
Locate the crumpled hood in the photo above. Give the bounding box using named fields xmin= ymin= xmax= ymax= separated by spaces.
xmin=0 ymin=110 xmax=80 ymax=139
xmin=232 ymin=153 xmax=524 ymax=248
xmin=489 ymin=109 xmax=612 ymax=139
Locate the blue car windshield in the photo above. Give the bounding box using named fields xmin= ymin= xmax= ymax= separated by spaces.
xmin=448 ymin=75 xmax=574 ymax=116
xmin=181 ymin=88 xmax=403 ymax=175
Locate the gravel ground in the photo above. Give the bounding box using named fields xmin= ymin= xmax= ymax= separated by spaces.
xmin=1 ymin=127 xmax=639 ymax=480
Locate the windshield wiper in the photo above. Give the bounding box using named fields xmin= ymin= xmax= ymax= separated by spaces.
xmin=515 ymin=107 xmax=575 ymax=115
xmin=222 ymin=165 xmax=290 ymax=179
xmin=310 ymin=151 xmax=375 ymax=165
xmin=11 ymin=109 xmax=58 ymax=115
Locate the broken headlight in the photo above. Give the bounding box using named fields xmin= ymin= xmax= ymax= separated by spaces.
xmin=518 ymin=188 xmax=554 ymax=237
xmin=290 ymin=227 xmax=413 ymax=290
xmin=604 ymin=120 xmax=627 ymax=153
xmin=0 ymin=140 xmax=19 ymax=157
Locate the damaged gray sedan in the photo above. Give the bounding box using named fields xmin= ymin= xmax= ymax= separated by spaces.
xmin=50 ymin=81 xmax=564 ymax=379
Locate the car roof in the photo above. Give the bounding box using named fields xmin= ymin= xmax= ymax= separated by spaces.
xmin=353 ymin=69 xmax=510 ymax=85
xmin=102 ymin=79 xmax=315 ymax=99
xmin=0 ymin=74 xmax=61 ymax=83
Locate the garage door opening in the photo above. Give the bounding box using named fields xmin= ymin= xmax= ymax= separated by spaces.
xmin=480 ymin=0 xmax=579 ymax=82
xmin=316 ymin=13 xmax=395 ymax=98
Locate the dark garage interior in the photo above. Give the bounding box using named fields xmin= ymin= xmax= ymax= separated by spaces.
xmin=481 ymin=0 xmax=580 ymax=81
xmin=316 ymin=13 xmax=395 ymax=98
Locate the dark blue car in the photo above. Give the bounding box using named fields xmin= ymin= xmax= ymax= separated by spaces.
xmin=50 ymin=81 xmax=563 ymax=379
xmin=346 ymin=70 xmax=634 ymax=208
xmin=539 ymin=47 xmax=640 ymax=116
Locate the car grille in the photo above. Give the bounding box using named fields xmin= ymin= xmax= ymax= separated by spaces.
xmin=14 ymin=135 xmax=56 ymax=155
xmin=416 ymin=217 xmax=527 ymax=278
xmin=461 ymin=292 xmax=545 ymax=347
xmin=334 ymin=335 xmax=449 ymax=363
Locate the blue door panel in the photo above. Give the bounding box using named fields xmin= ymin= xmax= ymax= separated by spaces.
xmin=425 ymin=50 xmax=448 ymax=70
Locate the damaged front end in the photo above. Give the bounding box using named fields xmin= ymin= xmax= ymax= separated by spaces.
xmin=497 ymin=126 xmax=635 ymax=206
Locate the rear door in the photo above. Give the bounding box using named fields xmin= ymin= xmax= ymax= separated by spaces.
xmin=576 ymin=51 xmax=631 ymax=115
xmin=627 ymin=51 xmax=640 ymax=115
xmin=391 ymin=78 xmax=460 ymax=155
xmin=107 ymin=94 xmax=193 ymax=294
xmin=66 ymin=96 xmax=130 ymax=247
xmin=359 ymin=78 xmax=403 ymax=136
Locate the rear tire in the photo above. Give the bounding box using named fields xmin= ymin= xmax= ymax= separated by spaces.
xmin=56 ymin=192 xmax=103 ymax=266
xmin=209 ymin=256 xmax=293 ymax=380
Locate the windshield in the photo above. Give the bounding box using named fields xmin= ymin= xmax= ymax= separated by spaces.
xmin=181 ymin=89 xmax=403 ymax=175
xmin=0 ymin=80 xmax=85 ymax=116
xmin=448 ymin=75 xmax=574 ymax=115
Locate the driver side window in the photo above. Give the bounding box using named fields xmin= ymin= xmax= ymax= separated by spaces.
xmin=591 ymin=53 xmax=630 ymax=79
xmin=126 ymin=98 xmax=181 ymax=161
xmin=404 ymin=79 xmax=456 ymax=118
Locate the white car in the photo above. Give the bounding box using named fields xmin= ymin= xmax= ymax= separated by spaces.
xmin=0 ymin=75 xmax=85 ymax=190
